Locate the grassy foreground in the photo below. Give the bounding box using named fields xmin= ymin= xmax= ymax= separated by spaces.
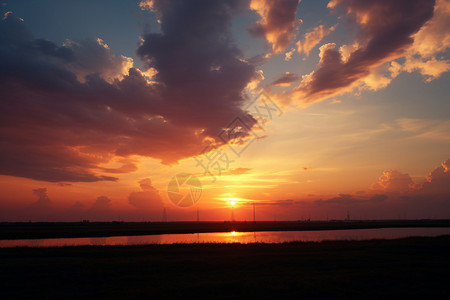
xmin=1 ymin=236 xmax=449 ymax=299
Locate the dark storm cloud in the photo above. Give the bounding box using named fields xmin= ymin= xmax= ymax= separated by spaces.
xmin=295 ymin=0 xmax=436 ymax=103
xmin=0 ymin=2 xmax=258 ymax=183
xmin=137 ymin=0 xmax=257 ymax=138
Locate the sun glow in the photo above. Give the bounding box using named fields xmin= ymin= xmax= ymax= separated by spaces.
xmin=227 ymin=197 xmax=246 ymax=206
xmin=226 ymin=197 xmax=248 ymax=206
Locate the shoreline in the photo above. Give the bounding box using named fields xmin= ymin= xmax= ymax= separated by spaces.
xmin=1 ymin=219 xmax=450 ymax=240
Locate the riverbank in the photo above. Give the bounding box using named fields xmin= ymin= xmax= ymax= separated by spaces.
xmin=1 ymin=236 xmax=449 ymax=298
xmin=1 ymin=219 xmax=450 ymax=239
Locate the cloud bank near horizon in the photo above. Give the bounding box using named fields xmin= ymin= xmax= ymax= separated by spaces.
xmin=1 ymin=159 xmax=449 ymax=221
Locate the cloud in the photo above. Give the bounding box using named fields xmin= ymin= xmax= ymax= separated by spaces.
xmin=137 ymin=0 xmax=257 ymax=137
xmin=369 ymin=194 xmax=388 ymax=202
xmin=307 ymin=159 xmax=450 ymax=219
xmin=296 ymin=24 xmax=337 ymax=57
xmin=30 ymin=187 xmax=52 ymax=210
xmin=98 ymin=159 xmax=138 ymax=174
xmin=250 ymin=199 xmax=294 ymax=206
xmin=0 ymin=1 xmax=259 ymax=182
xmin=367 ymin=159 xmax=450 ymax=198
xmin=62 ymin=38 xmax=134 ymax=83
xmin=397 ymin=118 xmax=450 ymax=140
xmin=223 ymin=167 xmax=252 ymax=175
xmin=91 ymin=196 xmax=112 ymax=211
xmin=247 ymin=53 xmax=272 ymax=66
xmin=422 ymin=159 xmax=450 ymax=194
xmin=249 ymin=0 xmax=301 ymax=53
xmin=371 ymin=170 xmax=415 ymax=193
xmin=284 ymin=47 xmax=295 ymax=61
xmin=403 ymin=0 xmax=450 ymax=80
xmin=70 ymin=201 xmax=85 ymax=211
xmin=2 ymin=10 xmax=12 ymax=20
xmin=362 ymin=159 xmax=450 ymax=205
xmin=329 ymin=99 xmax=342 ymax=104
xmin=287 ymin=0 xmax=437 ymax=104
xmin=128 ymin=178 xmax=163 ymax=210
xmin=316 ymin=194 xmax=361 ymax=205
xmin=269 ymin=72 xmax=300 ymax=86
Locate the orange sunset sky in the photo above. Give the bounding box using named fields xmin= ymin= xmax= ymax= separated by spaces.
xmin=1 ymin=0 xmax=450 ymax=221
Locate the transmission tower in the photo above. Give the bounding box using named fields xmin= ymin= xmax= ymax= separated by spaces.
xmin=162 ymin=208 xmax=167 ymax=222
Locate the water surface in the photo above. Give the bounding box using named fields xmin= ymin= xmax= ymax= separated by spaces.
xmin=0 ymin=227 xmax=448 ymax=247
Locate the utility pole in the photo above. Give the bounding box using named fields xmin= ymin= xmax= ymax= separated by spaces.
xmin=253 ymin=202 xmax=256 ymax=223
xmin=162 ymin=208 xmax=167 ymax=222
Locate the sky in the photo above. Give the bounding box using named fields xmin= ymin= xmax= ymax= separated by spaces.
xmin=0 ymin=0 xmax=449 ymax=222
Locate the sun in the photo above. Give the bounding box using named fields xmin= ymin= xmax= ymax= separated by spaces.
xmin=226 ymin=197 xmax=248 ymax=206
xmin=226 ymin=197 xmax=242 ymax=206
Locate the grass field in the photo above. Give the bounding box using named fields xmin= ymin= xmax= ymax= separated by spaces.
xmin=1 ymin=236 xmax=449 ymax=299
